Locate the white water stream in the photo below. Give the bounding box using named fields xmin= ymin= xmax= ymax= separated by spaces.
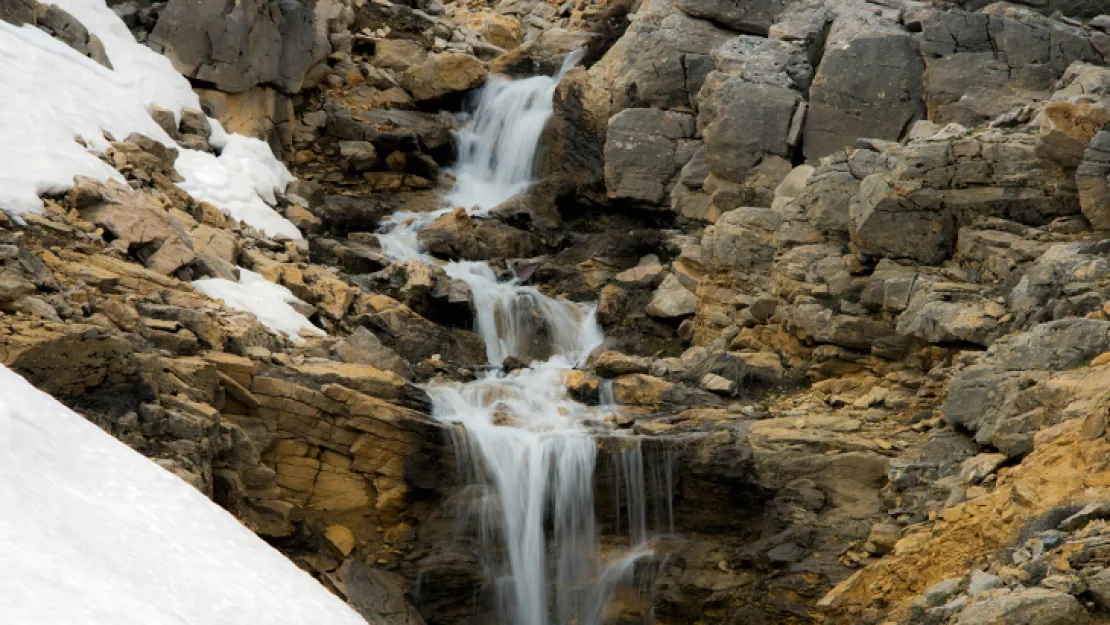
xmin=377 ymin=54 xmax=670 ymax=625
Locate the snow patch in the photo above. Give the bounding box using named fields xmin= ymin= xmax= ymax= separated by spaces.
xmin=0 ymin=2 xmax=301 ymax=241
xmin=0 ymin=364 xmax=366 ymax=625
xmin=193 ymin=269 xmax=325 ymax=343
xmin=176 ymin=135 xmax=300 ymax=242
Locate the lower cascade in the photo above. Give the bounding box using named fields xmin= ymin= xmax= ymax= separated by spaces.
xmin=377 ymin=57 xmax=672 ymax=625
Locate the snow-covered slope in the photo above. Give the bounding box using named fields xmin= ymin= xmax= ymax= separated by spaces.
xmin=0 ymin=0 xmax=301 ymax=242
xmin=0 ymin=364 xmax=367 ymax=624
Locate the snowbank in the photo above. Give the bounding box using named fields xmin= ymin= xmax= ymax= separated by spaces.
xmin=176 ymin=133 xmax=301 ymax=243
xmin=193 ymin=269 xmax=326 ymax=343
xmin=0 ymin=1 xmax=302 ymax=241
xmin=0 ymin=364 xmax=365 ymax=625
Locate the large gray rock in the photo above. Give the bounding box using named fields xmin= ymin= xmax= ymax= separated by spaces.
xmin=953 ymin=587 xmax=1082 ymax=625
xmin=587 ymin=0 xmax=733 ymax=115
xmin=324 ymin=100 xmax=452 ymax=154
xmin=850 ymin=174 xmax=958 ymax=265
xmin=698 ymin=81 xmax=802 ymax=185
xmin=1078 ymin=130 xmax=1110 ymax=230
xmin=803 ymin=14 xmax=924 ymax=159
xmin=4 ymin=0 xmax=112 ymax=68
xmin=896 ymin=282 xmax=1005 ymax=347
xmin=604 ymin=108 xmax=697 ymax=206
xmin=944 ymin=318 xmax=1110 ymax=456
xmin=1008 ymin=241 xmax=1110 ymax=327
xmin=945 ymin=0 xmax=1107 ymax=20
xmin=149 ymin=0 xmax=315 ymax=93
xmin=672 ymin=0 xmax=788 ymax=35
xmin=916 ymin=7 xmax=1100 ymax=126
xmin=694 ymin=36 xmax=810 ymax=186
xmin=850 ymin=131 xmax=1079 ymax=265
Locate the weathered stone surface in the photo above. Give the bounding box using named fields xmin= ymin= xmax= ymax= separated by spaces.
xmin=462 ymin=12 xmax=521 ymax=49
xmin=198 ymin=87 xmax=295 ymax=157
xmin=604 ymin=108 xmax=696 ymax=206
xmin=0 ymin=322 xmax=135 ymax=397
xmin=803 ymin=14 xmax=924 ymax=159
xmin=400 ymin=52 xmax=486 ymax=102
xmin=586 ymin=0 xmax=733 ymax=116
xmin=1078 ymin=131 xmax=1110 ymax=230
xmin=953 ymin=588 xmax=1082 ymax=625
xmin=325 ymin=100 xmax=452 ymax=154
xmin=647 ymin=274 xmax=697 ymax=319
xmin=698 ymin=80 xmax=801 ymax=185
xmin=149 ymin=0 xmax=316 ymax=93
xmin=372 ymin=38 xmax=428 ymax=72
xmin=944 ymin=319 xmax=1110 ymax=456
xmin=72 ymin=178 xmax=197 ymax=276
xmin=917 ymin=7 xmax=1100 ymax=126
xmin=417 ymin=208 xmax=541 ymax=261
xmin=594 ymin=351 xmax=652 ymax=377
xmin=328 ymin=325 xmax=409 ymax=377
xmin=673 ymin=0 xmax=787 ymax=34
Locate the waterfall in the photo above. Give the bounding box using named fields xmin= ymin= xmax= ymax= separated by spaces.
xmin=376 ymin=53 xmax=670 ymax=625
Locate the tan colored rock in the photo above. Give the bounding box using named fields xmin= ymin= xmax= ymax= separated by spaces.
xmin=401 ymin=52 xmax=487 ymax=102
xmin=463 ymin=12 xmax=521 ymax=50
xmin=325 ymin=524 xmax=356 ymax=556
xmin=197 ymin=87 xmax=294 ymax=156
xmin=372 ymin=38 xmax=427 ymax=72
xmin=612 ymin=374 xmax=673 ymax=406
xmin=1037 ymin=100 xmax=1110 ymax=168
xmin=0 ymin=321 xmax=134 ymax=397
xmin=646 ymin=274 xmax=696 ymax=318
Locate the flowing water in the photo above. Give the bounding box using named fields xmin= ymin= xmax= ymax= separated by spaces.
xmin=377 ymin=53 xmax=672 ymax=625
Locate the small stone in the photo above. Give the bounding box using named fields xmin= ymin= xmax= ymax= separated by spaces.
xmin=867 ymin=523 xmax=902 ymax=555
xmin=960 ymin=453 xmax=1007 ymax=484
xmin=324 ymin=524 xmax=355 ymax=556
xmin=646 ymin=274 xmax=696 ymax=319
xmin=922 ymin=577 xmax=962 ymax=607
xmin=339 ymin=141 xmax=378 ymax=172
xmin=700 ymin=373 xmax=735 ymax=395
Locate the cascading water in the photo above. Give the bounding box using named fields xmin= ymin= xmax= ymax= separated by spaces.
xmin=377 ymin=52 xmax=671 ymax=625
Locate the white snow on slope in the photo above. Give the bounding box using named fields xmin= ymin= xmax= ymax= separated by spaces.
xmin=194 ymin=269 xmax=326 ymax=343
xmin=176 ymin=134 xmax=302 ymax=242
xmin=0 ymin=364 xmax=366 ymax=625
xmin=0 ymin=0 xmax=302 ymax=242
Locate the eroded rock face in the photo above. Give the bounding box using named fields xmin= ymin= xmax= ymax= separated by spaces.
xmin=803 ymin=10 xmax=925 ymax=159
xmin=149 ymin=0 xmax=316 ymax=93
xmin=604 ymin=108 xmax=697 ymax=206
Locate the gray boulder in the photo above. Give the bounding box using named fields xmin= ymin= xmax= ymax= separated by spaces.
xmin=803 ymin=13 xmax=924 ymax=159
xmin=587 ymin=0 xmax=733 ymax=115
xmin=604 ymin=108 xmax=697 ymax=206
xmin=944 ymin=318 xmax=1110 ymax=456
xmin=916 ymin=7 xmax=1100 ymax=126
xmin=850 ymin=174 xmax=957 ymax=265
xmin=149 ymin=0 xmax=316 ymax=93
xmin=1078 ymin=131 xmax=1110 ymax=230
xmin=896 ymin=282 xmax=1005 ymax=347
xmin=953 ymin=587 xmax=1082 ymax=625
xmin=697 ymin=80 xmax=802 ymax=185
xmin=672 ymin=0 xmax=788 ymax=35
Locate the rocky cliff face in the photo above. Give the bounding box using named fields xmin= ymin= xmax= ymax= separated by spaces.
xmin=7 ymin=0 xmax=1110 ymax=623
